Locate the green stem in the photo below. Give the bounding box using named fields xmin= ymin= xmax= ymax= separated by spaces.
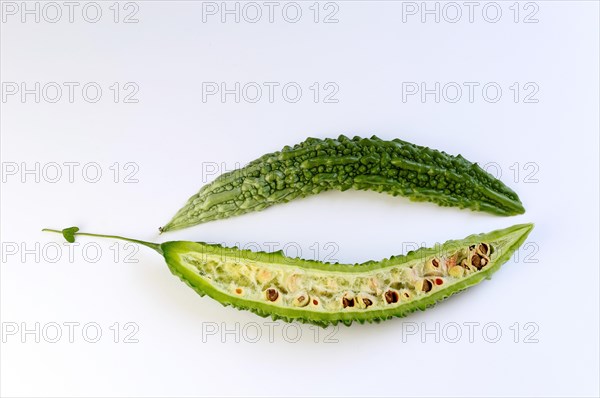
xmin=42 ymin=228 xmax=162 ymax=253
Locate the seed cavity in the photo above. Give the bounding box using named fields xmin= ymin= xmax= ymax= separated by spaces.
xmin=342 ymin=295 xmax=355 ymax=308
xmin=424 ymin=257 xmax=444 ymax=276
xmin=265 ymin=288 xmax=279 ymax=301
xmin=421 ymin=279 xmax=433 ymax=292
xmin=385 ymin=290 xmax=399 ymax=304
xmin=292 ymin=292 xmax=309 ymax=307
xmin=477 ymin=243 xmax=490 ymax=256
xmin=355 ymin=294 xmax=374 ymax=309
xmin=471 ymin=254 xmax=483 ymax=270
xmin=194 ymin=240 xmax=496 ymax=314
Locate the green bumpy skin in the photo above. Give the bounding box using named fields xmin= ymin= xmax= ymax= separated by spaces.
xmin=44 ymin=223 xmax=533 ymax=327
xmin=161 ymin=135 xmax=525 ymax=232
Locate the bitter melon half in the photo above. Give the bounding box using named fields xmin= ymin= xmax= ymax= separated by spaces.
xmin=160 ymin=135 xmax=525 ymax=232
xmin=44 ymin=223 xmax=533 ymax=327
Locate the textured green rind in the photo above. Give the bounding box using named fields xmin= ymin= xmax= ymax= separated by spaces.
xmin=161 ymin=135 xmax=525 ymax=232
xmin=161 ymin=223 xmax=534 ymax=327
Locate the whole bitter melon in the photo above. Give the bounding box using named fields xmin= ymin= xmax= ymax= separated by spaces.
xmin=161 ymin=135 xmax=525 ymax=232
xmin=44 ymin=223 xmax=534 ymax=327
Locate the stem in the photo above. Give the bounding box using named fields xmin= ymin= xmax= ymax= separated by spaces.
xmin=42 ymin=228 xmax=162 ymax=253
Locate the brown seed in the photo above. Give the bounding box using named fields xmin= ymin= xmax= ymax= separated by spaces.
xmin=342 ymin=296 xmax=355 ymax=308
xmin=235 ymin=288 xmax=242 ymax=294
xmin=313 ymin=299 xmax=319 ymax=305
xmin=422 ymin=279 xmax=433 ymax=292
xmin=266 ymin=288 xmax=279 ymax=301
xmin=471 ymin=254 xmax=482 ymax=269
xmin=362 ymin=298 xmax=373 ymax=308
xmin=478 ymin=243 xmax=490 ymax=255
xmin=432 ymin=258 xmax=439 ymax=267
xmin=435 ymin=278 xmax=444 ymax=285
xmin=385 ymin=290 xmax=399 ymax=304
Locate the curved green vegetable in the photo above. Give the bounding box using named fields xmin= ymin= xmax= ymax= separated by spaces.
xmin=161 ymin=135 xmax=525 ymax=232
xmin=44 ymin=223 xmax=533 ymax=327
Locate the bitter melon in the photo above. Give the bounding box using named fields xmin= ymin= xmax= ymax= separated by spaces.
xmin=160 ymin=135 xmax=525 ymax=232
xmin=44 ymin=223 xmax=534 ymax=327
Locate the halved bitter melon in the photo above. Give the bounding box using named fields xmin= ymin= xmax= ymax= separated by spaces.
xmin=44 ymin=223 xmax=534 ymax=327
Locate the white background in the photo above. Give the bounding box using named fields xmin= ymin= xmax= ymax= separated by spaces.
xmin=1 ymin=1 xmax=599 ymax=397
